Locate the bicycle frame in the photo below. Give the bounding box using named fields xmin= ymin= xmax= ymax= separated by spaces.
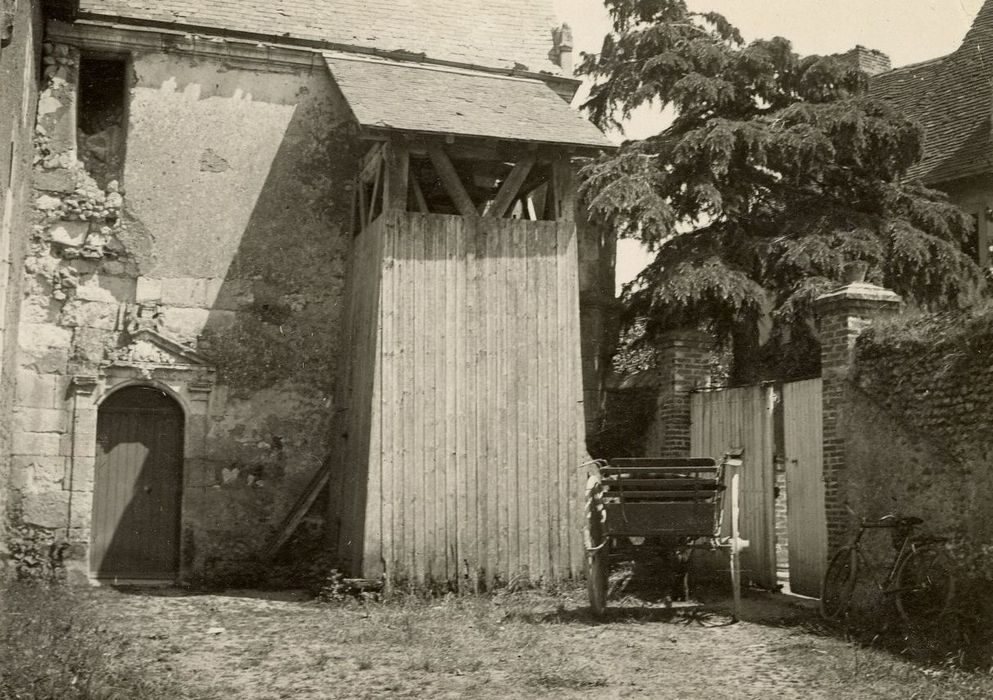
xmin=847 ymin=521 xmax=919 ymax=595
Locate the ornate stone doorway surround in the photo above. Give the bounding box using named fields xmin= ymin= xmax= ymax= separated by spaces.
xmin=67 ymin=318 xmax=215 ymax=583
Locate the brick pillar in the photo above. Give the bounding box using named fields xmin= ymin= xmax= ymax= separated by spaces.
xmin=656 ymin=330 xmax=713 ymax=457
xmin=814 ymin=281 xmax=901 ymax=552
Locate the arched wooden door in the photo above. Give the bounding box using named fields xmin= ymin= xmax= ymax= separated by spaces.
xmin=91 ymin=386 xmax=184 ymax=581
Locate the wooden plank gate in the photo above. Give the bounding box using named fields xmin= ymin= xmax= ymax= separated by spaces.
xmin=690 ymin=385 xmax=777 ymax=589
xmin=690 ymin=379 xmax=827 ymax=595
xmin=782 ymin=378 xmax=826 ymax=597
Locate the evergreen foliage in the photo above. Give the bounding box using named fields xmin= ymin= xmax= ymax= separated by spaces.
xmin=578 ymin=0 xmax=985 ymax=382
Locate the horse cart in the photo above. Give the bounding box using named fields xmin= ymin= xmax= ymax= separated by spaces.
xmin=583 ymin=452 xmax=744 ymax=619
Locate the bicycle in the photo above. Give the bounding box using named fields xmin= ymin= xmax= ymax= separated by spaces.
xmin=820 ymin=510 xmax=955 ymax=626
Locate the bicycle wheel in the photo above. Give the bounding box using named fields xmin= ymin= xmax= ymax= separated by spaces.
xmin=894 ymin=547 xmax=955 ymax=626
xmin=820 ymin=546 xmax=858 ymax=620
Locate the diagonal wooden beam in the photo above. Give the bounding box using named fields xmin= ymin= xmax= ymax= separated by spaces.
xmin=260 ymin=460 xmax=335 ymax=563
xmin=368 ymin=158 xmax=383 ymax=220
xmin=427 ymin=144 xmax=477 ymax=218
xmin=410 ymin=172 xmax=430 ymax=213
xmin=486 ymin=155 xmax=536 ymax=218
xmin=360 ymin=142 xmax=384 ymax=183
xmin=358 ymin=176 xmax=369 ymax=228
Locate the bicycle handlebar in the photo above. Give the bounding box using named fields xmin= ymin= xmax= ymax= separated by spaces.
xmin=846 ymin=504 xmax=922 ymax=529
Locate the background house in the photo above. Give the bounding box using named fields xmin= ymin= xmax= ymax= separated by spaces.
xmin=0 ymin=0 xmax=616 ymax=585
xmin=870 ymin=0 xmax=993 ymax=268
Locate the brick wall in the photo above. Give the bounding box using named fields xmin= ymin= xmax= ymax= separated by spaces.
xmin=814 ymin=283 xmax=901 ymax=552
xmin=643 ymin=330 xmax=713 ymax=458
xmin=838 ymin=45 xmax=892 ymax=76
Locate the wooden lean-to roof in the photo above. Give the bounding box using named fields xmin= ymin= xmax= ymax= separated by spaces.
xmin=870 ymin=0 xmax=993 ymax=185
xmin=324 ymin=54 xmax=614 ymax=151
xmin=76 ymin=0 xmax=562 ymax=74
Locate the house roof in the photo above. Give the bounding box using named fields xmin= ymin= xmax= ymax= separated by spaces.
xmin=324 ymin=54 xmax=614 ymax=150
xmin=869 ymin=0 xmax=993 ymax=185
xmin=77 ymin=0 xmax=563 ymax=74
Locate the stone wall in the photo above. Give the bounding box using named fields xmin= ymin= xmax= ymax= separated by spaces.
xmin=9 ymin=26 xmax=358 ymax=581
xmin=0 ymin=0 xmax=41 ymax=574
xmin=845 ymin=308 xmax=993 ymax=549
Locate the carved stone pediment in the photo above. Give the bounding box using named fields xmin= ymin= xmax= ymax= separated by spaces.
xmin=106 ymin=328 xmax=213 ymax=372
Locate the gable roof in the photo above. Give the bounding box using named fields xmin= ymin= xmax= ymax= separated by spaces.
xmin=324 ymin=54 xmax=613 ymax=150
xmin=77 ymin=0 xmax=562 ymax=74
xmin=869 ymin=0 xmax=993 ymax=185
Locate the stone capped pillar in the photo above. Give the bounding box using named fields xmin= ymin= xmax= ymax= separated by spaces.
xmin=814 ymin=281 xmax=901 ymax=552
xmin=656 ymin=329 xmax=714 ymax=457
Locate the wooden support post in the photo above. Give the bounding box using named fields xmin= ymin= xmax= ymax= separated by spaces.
xmin=728 ymin=451 xmax=743 ymax=622
xmin=384 ymin=142 xmax=410 ymax=212
xmin=350 ymin=179 xmax=359 ymax=235
xmin=487 ymin=155 xmax=536 ymax=218
xmin=427 ymin=144 xmax=478 ymax=218
xmin=552 ymin=159 xmax=576 ymax=223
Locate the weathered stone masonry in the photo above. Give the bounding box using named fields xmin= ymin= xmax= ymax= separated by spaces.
xmin=9 ymin=22 xmax=359 ymax=581
xmin=0 ymin=0 xmax=42 ymax=571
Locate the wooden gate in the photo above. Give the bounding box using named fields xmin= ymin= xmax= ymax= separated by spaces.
xmin=782 ymin=378 xmax=826 ymax=596
xmin=91 ymin=386 xmax=184 ymax=581
xmin=690 ymin=385 xmax=776 ymax=588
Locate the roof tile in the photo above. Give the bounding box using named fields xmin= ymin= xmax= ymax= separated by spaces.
xmin=869 ymin=0 xmax=993 ymax=184
xmin=324 ymin=54 xmax=613 ymax=149
xmin=78 ymin=0 xmax=563 ymax=73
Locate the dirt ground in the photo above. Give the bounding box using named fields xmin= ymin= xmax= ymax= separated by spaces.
xmin=77 ymin=585 xmax=993 ymax=699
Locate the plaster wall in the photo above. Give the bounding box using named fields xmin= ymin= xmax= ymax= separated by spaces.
xmin=11 ymin=33 xmax=357 ymax=581
xmin=940 ymin=173 xmax=993 ymax=267
xmin=0 ymin=0 xmax=41 ymax=571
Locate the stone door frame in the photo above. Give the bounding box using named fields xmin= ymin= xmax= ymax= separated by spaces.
xmin=69 ymin=367 xmax=213 ymax=583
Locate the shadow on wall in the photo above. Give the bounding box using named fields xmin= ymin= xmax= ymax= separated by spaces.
xmin=842 ymin=384 xmax=971 ymax=547
xmin=108 ymin=53 xmax=363 ymax=575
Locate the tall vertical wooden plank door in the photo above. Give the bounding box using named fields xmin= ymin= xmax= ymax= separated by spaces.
xmin=782 ymin=378 xmax=827 ymax=596
xmin=91 ymin=386 xmax=184 ymax=581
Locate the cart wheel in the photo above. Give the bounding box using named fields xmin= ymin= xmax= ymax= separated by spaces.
xmin=588 ymin=543 xmax=609 ymax=618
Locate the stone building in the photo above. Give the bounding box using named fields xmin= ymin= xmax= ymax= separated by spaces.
xmin=1 ymin=0 xmax=615 ymax=585
xmin=870 ymin=0 xmax=993 ymax=267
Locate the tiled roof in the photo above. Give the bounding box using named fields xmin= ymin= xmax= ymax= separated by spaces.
xmin=77 ymin=0 xmax=562 ymax=73
xmin=324 ymin=54 xmax=614 ymax=149
xmin=869 ymin=0 xmax=993 ymax=185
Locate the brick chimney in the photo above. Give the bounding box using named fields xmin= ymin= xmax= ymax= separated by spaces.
xmin=553 ymin=23 xmax=574 ymax=76
xmin=839 ymin=45 xmax=892 ymax=76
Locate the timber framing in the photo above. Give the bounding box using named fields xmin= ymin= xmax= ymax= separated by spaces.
xmin=352 ymin=137 xmax=579 ymax=232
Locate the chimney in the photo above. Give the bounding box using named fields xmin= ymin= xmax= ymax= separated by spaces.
xmin=840 ymin=45 xmax=892 ymax=76
xmin=553 ymin=23 xmax=574 ymax=75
